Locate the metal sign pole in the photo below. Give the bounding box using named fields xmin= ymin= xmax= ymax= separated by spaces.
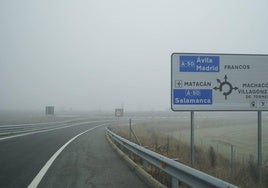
xmin=129 ymin=118 xmax=132 ymax=141
xmin=230 ymin=145 xmax=235 ymax=180
xmin=191 ymin=111 xmax=195 ymax=166
xmin=258 ymin=111 xmax=262 ymax=184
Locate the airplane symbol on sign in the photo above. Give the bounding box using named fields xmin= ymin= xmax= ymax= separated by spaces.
xmin=175 ymin=80 xmax=183 ymax=88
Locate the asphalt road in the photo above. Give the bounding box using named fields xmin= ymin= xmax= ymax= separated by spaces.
xmin=0 ymin=119 xmax=148 ymax=188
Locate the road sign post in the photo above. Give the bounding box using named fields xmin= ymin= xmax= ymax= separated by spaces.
xmin=258 ymin=111 xmax=262 ymax=184
xmin=191 ymin=111 xmax=195 ymax=166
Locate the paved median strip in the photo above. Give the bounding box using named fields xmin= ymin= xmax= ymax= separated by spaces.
xmin=0 ymin=120 xmax=110 ymax=141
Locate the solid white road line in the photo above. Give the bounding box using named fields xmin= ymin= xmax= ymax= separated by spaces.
xmin=28 ymin=123 xmax=107 ymax=188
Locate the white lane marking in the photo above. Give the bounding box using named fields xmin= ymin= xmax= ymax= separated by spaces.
xmin=28 ymin=123 xmax=107 ymax=188
xmin=0 ymin=120 xmax=111 ymax=141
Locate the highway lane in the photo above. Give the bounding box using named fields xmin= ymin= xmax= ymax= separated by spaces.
xmin=0 ymin=118 xmax=105 ymax=139
xmin=38 ymin=126 xmax=148 ymax=188
xmin=0 ymin=118 xmax=149 ymax=188
xmin=0 ymin=120 xmax=108 ymax=188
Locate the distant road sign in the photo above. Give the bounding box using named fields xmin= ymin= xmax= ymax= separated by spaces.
xmin=171 ymin=53 xmax=268 ymax=111
xmin=45 ymin=106 xmax=54 ymax=115
xmin=115 ymin=108 xmax=124 ymax=117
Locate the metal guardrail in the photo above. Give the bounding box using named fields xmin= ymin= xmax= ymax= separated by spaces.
xmin=106 ymin=128 xmax=239 ymax=188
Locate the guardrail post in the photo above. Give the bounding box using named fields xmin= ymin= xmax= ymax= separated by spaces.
xmin=172 ymin=177 xmax=179 ymax=188
xmin=143 ymin=159 xmax=149 ymax=172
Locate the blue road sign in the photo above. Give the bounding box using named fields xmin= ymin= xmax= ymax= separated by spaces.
xmin=173 ymin=89 xmax=212 ymax=105
xmin=171 ymin=53 xmax=268 ymax=111
xmin=179 ymin=56 xmax=219 ymax=72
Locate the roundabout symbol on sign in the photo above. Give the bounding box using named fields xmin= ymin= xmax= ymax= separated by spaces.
xmin=213 ymin=75 xmax=238 ymax=100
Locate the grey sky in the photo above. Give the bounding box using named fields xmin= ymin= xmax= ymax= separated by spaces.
xmin=0 ymin=0 xmax=268 ymax=112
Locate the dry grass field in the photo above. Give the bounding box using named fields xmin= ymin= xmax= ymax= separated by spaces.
xmin=112 ymin=111 xmax=268 ymax=188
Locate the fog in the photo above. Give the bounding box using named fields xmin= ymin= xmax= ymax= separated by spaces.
xmin=1 ymin=0 xmax=268 ymax=112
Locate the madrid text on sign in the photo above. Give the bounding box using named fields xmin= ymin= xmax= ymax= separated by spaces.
xmin=179 ymin=56 xmax=219 ymax=72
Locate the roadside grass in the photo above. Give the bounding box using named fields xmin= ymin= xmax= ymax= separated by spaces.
xmin=112 ymin=120 xmax=268 ymax=188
